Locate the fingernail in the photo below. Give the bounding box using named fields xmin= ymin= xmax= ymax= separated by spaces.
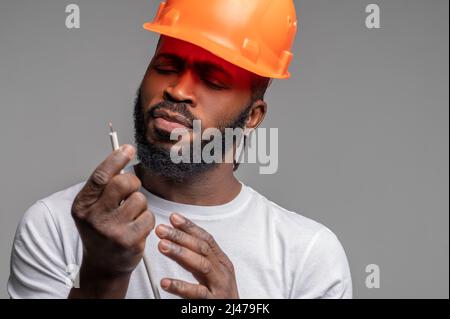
xmin=120 ymin=145 xmax=135 ymax=159
xmin=161 ymin=279 xmax=170 ymax=289
xmin=172 ymin=213 xmax=185 ymax=225
xmin=159 ymin=240 xmax=171 ymax=252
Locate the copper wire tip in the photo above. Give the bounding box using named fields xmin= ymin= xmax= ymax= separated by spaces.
xmin=109 ymin=122 xmax=114 ymax=133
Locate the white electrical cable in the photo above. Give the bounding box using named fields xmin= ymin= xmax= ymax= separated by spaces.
xmin=109 ymin=122 xmax=161 ymax=299
xmin=143 ymin=253 xmax=161 ymax=299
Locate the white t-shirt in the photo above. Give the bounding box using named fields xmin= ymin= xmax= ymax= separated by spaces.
xmin=8 ymin=165 xmax=352 ymax=299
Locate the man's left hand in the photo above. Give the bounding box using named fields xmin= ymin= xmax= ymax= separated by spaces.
xmin=155 ymin=213 xmax=239 ymax=299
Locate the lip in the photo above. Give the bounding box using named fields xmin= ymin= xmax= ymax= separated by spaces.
xmin=151 ymin=109 xmax=193 ymax=132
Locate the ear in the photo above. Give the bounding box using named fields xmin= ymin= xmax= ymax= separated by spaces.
xmin=245 ymin=100 xmax=267 ymax=133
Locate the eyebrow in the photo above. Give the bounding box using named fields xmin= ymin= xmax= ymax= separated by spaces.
xmin=153 ymin=53 xmax=233 ymax=81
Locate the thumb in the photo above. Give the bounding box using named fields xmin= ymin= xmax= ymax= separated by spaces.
xmin=74 ymin=144 xmax=135 ymax=211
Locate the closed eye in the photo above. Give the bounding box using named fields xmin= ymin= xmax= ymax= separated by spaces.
xmin=153 ymin=63 xmax=229 ymax=90
xmin=203 ymin=79 xmax=227 ymax=90
xmin=154 ymin=67 xmax=180 ymax=74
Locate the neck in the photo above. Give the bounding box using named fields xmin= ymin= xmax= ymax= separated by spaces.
xmin=134 ymin=162 xmax=242 ymax=206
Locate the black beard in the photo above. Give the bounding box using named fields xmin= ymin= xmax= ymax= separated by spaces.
xmin=133 ymin=90 xmax=251 ymax=182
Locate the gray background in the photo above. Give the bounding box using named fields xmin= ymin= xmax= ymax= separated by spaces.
xmin=0 ymin=0 xmax=448 ymax=298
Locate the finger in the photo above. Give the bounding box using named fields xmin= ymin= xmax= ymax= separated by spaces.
xmin=155 ymin=224 xmax=211 ymax=256
xmin=99 ymin=174 xmax=142 ymax=211
xmin=127 ymin=210 xmax=155 ymax=242
xmin=115 ymin=191 xmax=148 ymax=222
xmin=158 ymin=239 xmax=213 ymax=276
xmin=160 ymin=278 xmax=211 ymax=299
xmin=170 ymin=213 xmax=221 ymax=254
xmin=75 ymin=145 xmax=135 ymax=210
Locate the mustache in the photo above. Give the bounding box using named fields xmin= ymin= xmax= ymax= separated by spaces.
xmin=148 ymin=101 xmax=197 ymax=127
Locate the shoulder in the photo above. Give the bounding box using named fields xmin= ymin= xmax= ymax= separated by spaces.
xmin=244 ymin=184 xmax=330 ymax=241
xmin=9 ymin=182 xmax=87 ymax=298
xmin=38 ymin=181 xmax=86 ymax=216
xmin=243 ymin=184 xmax=352 ymax=298
xmin=15 ymin=181 xmax=86 ymax=244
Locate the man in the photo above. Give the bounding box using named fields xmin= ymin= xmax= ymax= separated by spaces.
xmin=8 ymin=0 xmax=352 ymax=299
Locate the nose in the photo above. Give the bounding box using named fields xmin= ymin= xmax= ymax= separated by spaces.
xmin=164 ymin=70 xmax=197 ymax=106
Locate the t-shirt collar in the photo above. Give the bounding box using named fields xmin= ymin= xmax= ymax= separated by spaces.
xmin=124 ymin=164 xmax=251 ymax=220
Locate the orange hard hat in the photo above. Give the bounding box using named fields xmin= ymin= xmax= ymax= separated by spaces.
xmin=143 ymin=0 xmax=298 ymax=79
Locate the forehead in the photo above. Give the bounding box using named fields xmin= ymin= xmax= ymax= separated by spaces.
xmin=154 ymin=36 xmax=253 ymax=80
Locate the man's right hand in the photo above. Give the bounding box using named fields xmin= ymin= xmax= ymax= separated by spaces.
xmin=68 ymin=144 xmax=155 ymax=299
